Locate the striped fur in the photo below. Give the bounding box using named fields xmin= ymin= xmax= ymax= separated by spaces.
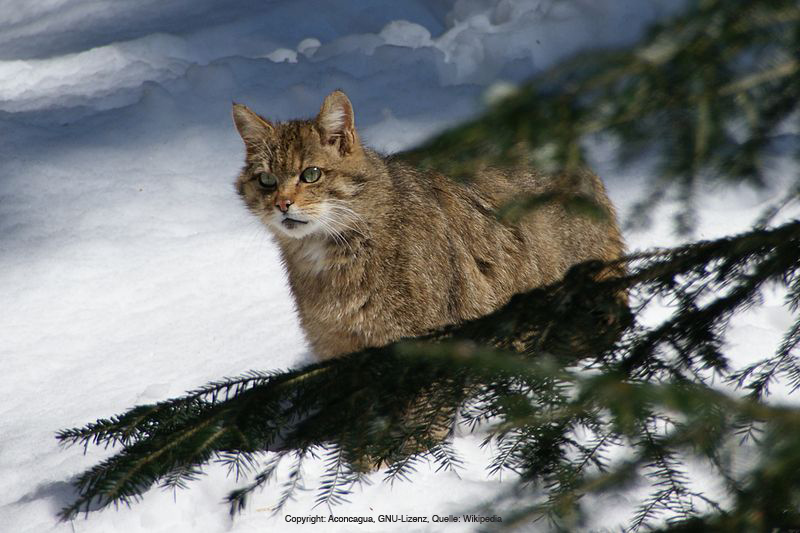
xmin=233 ymin=91 xmax=624 ymax=359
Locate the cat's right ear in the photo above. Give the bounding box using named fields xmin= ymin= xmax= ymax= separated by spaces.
xmin=232 ymin=103 xmax=274 ymax=149
xmin=315 ymin=90 xmax=359 ymax=156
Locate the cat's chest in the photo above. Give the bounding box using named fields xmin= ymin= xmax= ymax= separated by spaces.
xmin=283 ymin=240 xmax=365 ymax=292
xmin=291 ymin=239 xmax=330 ymax=274
xmin=283 ymin=243 xmax=375 ymax=319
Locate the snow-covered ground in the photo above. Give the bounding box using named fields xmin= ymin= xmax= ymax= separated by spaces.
xmin=1 ymin=1 xmax=796 ymax=532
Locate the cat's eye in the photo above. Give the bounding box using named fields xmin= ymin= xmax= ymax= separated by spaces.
xmin=300 ymin=167 xmax=322 ymax=183
xmin=257 ymin=172 xmax=277 ymax=188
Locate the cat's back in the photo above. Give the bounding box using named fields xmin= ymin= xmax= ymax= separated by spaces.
xmin=382 ymin=157 xmax=624 ymax=301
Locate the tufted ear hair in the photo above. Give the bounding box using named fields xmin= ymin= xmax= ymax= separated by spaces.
xmin=232 ymin=103 xmax=274 ymax=149
xmin=315 ymin=90 xmax=359 ymax=156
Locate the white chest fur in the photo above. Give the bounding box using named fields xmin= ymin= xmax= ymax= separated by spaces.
xmin=295 ymin=238 xmax=329 ymax=274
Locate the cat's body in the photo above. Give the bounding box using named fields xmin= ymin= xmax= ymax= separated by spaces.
xmin=233 ymin=91 xmax=624 ymax=359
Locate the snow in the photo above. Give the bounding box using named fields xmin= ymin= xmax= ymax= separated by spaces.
xmin=0 ymin=1 xmax=796 ymax=532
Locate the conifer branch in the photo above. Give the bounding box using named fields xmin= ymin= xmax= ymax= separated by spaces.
xmin=57 ymin=217 xmax=800 ymax=526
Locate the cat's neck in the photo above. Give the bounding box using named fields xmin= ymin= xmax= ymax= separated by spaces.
xmin=276 ymin=230 xmax=365 ymax=276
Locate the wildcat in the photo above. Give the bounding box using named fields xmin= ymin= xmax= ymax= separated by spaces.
xmin=233 ymin=90 xmax=624 ymax=360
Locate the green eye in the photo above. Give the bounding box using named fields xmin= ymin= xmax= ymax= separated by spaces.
xmin=257 ymin=172 xmax=277 ymax=188
xmin=300 ymin=167 xmax=322 ymax=183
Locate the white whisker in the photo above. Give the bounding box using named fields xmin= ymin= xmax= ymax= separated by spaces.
xmin=315 ymin=214 xmax=355 ymax=255
xmin=322 ymin=201 xmax=369 ymax=240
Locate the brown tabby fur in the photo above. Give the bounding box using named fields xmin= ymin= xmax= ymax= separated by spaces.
xmin=233 ymin=90 xmax=624 ymax=360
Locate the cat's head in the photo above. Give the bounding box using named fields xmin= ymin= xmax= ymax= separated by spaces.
xmin=233 ymin=90 xmax=370 ymax=240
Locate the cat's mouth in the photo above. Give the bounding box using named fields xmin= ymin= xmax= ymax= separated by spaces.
xmin=281 ymin=217 xmax=309 ymax=229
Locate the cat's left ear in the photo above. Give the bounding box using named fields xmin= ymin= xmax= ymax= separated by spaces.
xmin=315 ymin=90 xmax=360 ymax=156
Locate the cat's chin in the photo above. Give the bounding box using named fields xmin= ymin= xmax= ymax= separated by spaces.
xmin=269 ymin=219 xmax=320 ymax=239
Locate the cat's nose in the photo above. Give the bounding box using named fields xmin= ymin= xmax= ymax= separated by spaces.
xmin=275 ymin=198 xmax=293 ymax=213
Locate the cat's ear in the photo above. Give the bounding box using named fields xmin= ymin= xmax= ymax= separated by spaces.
xmin=315 ymin=90 xmax=359 ymax=156
xmin=232 ymin=103 xmax=274 ymax=148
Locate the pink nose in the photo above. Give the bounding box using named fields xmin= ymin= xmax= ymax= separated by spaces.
xmin=275 ymin=198 xmax=293 ymax=213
